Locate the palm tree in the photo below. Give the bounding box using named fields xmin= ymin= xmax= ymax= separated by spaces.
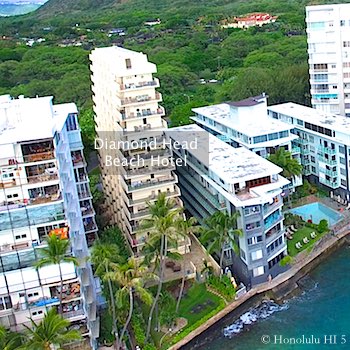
xmin=268 ymin=147 xmax=302 ymax=179
xmin=22 ymin=308 xmax=81 ymax=350
xmin=174 ymin=216 xmax=198 ymax=313
xmin=106 ymin=258 xmax=153 ymax=349
xmin=142 ymin=193 xmax=182 ymax=340
xmin=201 ymin=211 xmax=242 ymax=278
xmin=91 ymin=241 xmax=122 ymax=349
xmin=0 ymin=326 xmax=24 ymax=350
xmin=34 ymin=234 xmax=78 ymax=314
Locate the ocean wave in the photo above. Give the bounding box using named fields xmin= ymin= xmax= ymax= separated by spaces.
xmin=223 ymin=300 xmax=289 ymax=338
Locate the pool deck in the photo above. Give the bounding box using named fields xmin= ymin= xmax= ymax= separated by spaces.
xmin=169 ymin=196 xmax=350 ymax=350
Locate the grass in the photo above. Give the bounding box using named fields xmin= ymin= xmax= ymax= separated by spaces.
xmin=287 ymin=226 xmax=329 ymax=257
xmin=177 ymin=283 xmax=222 ymax=325
xmin=88 ymin=166 xmax=101 ymax=176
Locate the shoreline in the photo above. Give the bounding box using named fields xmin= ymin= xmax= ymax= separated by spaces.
xmin=169 ymin=225 xmax=350 ymax=350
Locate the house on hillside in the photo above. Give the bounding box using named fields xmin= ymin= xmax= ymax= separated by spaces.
xmin=144 ymin=18 xmax=161 ymax=26
xmin=221 ymin=13 xmax=278 ymax=29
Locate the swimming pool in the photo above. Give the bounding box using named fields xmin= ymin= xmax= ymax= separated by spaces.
xmin=289 ymin=202 xmax=343 ymax=226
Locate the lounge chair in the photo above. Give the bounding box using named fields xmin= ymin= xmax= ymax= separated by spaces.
xmin=303 ymin=237 xmax=310 ymax=244
xmin=290 ymin=225 xmax=298 ymax=232
xmin=310 ymin=232 xmax=316 ymax=239
xmin=295 ymin=242 xmax=302 ymax=249
xmin=286 ymin=228 xmax=294 ymax=236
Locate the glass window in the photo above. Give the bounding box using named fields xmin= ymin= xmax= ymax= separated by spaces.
xmin=340 ymin=168 xmax=346 ymax=176
xmin=339 ymin=146 xmax=345 ymax=154
xmin=251 ymin=249 xmax=263 ymax=261
xmin=253 ymin=135 xmax=268 ymax=144
xmin=340 ymin=157 xmax=346 ymax=165
xmin=297 ymin=119 xmax=304 ymax=126
xmin=268 ymin=133 xmax=279 ymax=141
xmin=253 ymin=266 xmax=264 ymax=277
xmin=279 ymin=130 xmax=288 ymax=138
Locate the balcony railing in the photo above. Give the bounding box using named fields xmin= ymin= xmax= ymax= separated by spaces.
xmin=123 ymin=163 xmax=175 ymax=178
xmin=319 ymin=167 xmax=337 ymax=177
xmin=120 ymin=78 xmax=159 ymax=91
xmin=23 ymin=151 xmax=55 ymax=163
xmin=121 ymin=106 xmax=165 ymax=120
xmin=318 ymin=146 xmax=336 ymax=155
xmin=127 ymin=187 xmax=180 ymax=206
xmin=120 ymin=92 xmax=162 ymax=106
xmin=291 ymin=146 xmax=301 ymax=154
xmin=321 ymin=178 xmax=339 ymax=189
xmin=264 ymin=211 xmax=283 ymax=231
xmin=127 ymin=174 xmax=177 ymax=192
xmin=318 ymin=154 xmax=337 ymax=165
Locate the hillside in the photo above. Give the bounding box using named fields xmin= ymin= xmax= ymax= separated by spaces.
xmin=34 ymin=0 xmax=118 ymax=18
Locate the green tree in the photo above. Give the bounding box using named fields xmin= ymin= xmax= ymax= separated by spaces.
xmin=107 ymin=258 xmax=153 ymax=349
xmin=201 ymin=211 xmax=242 ymax=277
xmin=142 ymin=193 xmax=182 ymax=340
xmin=0 ymin=326 xmax=24 ymax=350
xmin=174 ymin=217 xmax=198 ymax=313
xmin=22 ymin=308 xmax=81 ymax=350
xmin=91 ymin=242 xmax=121 ymax=349
xmin=268 ymin=147 xmax=302 ymax=179
xmin=34 ymin=235 xmax=78 ymax=314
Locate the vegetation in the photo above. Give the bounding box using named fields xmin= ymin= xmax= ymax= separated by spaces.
xmin=268 ymin=147 xmax=302 ymax=179
xmin=34 ymin=234 xmax=78 ymax=314
xmin=0 ymin=326 xmax=24 ymax=350
xmin=23 ymin=308 xmax=81 ymax=350
xmin=201 ymin=211 xmax=242 ymax=277
xmin=207 ymin=275 xmax=236 ymax=301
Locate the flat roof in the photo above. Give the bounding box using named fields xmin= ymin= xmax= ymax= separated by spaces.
xmin=192 ymin=103 xmax=294 ymax=137
xmin=167 ymin=124 xmax=283 ymax=184
xmin=228 ymin=94 xmax=267 ymax=107
xmin=268 ymin=102 xmax=350 ymax=134
xmin=0 ymin=95 xmax=76 ymax=145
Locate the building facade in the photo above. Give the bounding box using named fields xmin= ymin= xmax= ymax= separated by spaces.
xmin=167 ymin=125 xmax=289 ymax=286
xmin=306 ymin=3 xmax=350 ymax=116
xmin=90 ymin=46 xmax=189 ymax=256
xmin=191 ymin=95 xmax=302 ymax=193
xmin=0 ymin=95 xmax=98 ymax=348
xmin=268 ymin=102 xmax=350 ymax=200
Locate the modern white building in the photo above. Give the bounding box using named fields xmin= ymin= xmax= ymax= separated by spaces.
xmin=306 ymin=3 xmax=350 ymax=116
xmin=90 ymin=46 xmax=190 ymax=257
xmin=167 ymin=125 xmax=290 ymax=286
xmin=191 ymin=95 xmax=303 ymax=193
xmin=0 ymin=95 xmax=98 ymax=348
xmin=268 ymin=102 xmax=350 ymax=199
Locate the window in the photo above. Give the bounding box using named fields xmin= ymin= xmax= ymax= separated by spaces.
xmin=125 ymin=58 xmax=132 ymax=69
xmin=340 ymin=157 xmax=346 ymax=165
xmin=268 ymin=133 xmax=279 ymax=141
xmin=340 ymin=168 xmax=346 ymax=176
xmin=248 ymin=236 xmax=263 ymax=245
xmin=341 ymin=179 xmax=347 ymax=187
xmin=339 ymin=146 xmax=345 ymax=154
xmin=341 ymin=20 xmax=346 ymax=27
xmin=240 ymin=249 xmax=246 ymax=261
xmin=251 ymin=249 xmax=263 ymax=261
xmin=344 ymin=41 xmax=350 ymax=47
xmin=297 ymin=119 xmax=304 ymax=126
xmin=253 ymin=266 xmax=264 ymax=277
xmin=312 ymin=63 xmax=328 ymax=70
xmin=279 ymin=130 xmax=288 ymax=138
xmin=268 ymin=251 xmax=285 ymax=269
xmin=253 ymin=135 xmax=268 ymax=144
xmin=0 ymin=296 xmax=12 ymax=311
xmin=246 ymin=221 xmax=261 ymax=231
xmin=244 ymin=206 xmax=260 ymax=216
xmin=311 ymin=156 xmax=315 ymax=163
xmin=311 ymin=166 xmax=316 ymax=173
xmin=267 ymin=236 xmax=283 ymax=254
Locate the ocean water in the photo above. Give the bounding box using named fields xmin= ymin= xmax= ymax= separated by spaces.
xmin=193 ymin=245 xmax=350 ymax=350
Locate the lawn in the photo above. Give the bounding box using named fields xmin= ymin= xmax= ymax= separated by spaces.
xmin=88 ymin=166 xmax=101 ymax=176
xmin=177 ymin=283 xmax=222 ymax=325
xmin=287 ymin=226 xmax=329 ymax=257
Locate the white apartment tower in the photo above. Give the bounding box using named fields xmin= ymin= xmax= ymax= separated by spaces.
xmin=90 ymin=47 xmax=188 ymax=256
xmin=0 ymin=95 xmax=99 ymax=348
xmin=306 ymin=3 xmax=350 ymax=116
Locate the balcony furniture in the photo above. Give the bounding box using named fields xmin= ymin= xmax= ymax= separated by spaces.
xmin=11 ymin=242 xmax=29 ymax=250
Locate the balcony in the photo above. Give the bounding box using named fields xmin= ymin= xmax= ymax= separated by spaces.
xmin=126 ymin=173 xmax=177 ymax=192
xmin=126 ymin=186 xmax=180 ymax=206
xmin=263 ymin=197 xmax=281 ymax=218
xmin=264 ymin=210 xmax=283 ymax=231
xmin=300 ymin=147 xmax=310 ymax=155
xmin=321 ymin=178 xmax=339 ymax=189
xmin=295 ymin=138 xmax=308 ymax=145
xmin=78 ymin=191 xmax=92 ymax=200
xmin=319 ymin=167 xmax=337 ymax=177
xmin=80 ymin=201 xmax=95 ymax=217
xmin=72 ymin=151 xmax=86 ymax=167
xmin=120 ymin=92 xmax=162 ymax=107
xmin=50 ymin=281 xmax=81 ymax=301
xmin=121 ymin=135 xmax=164 ymax=151
xmin=123 ymin=163 xmax=175 ymax=178
xmin=62 ymin=301 xmax=85 ymax=320
xmin=83 ymin=219 xmax=97 ymax=233
xmin=121 ymin=106 xmax=165 ymax=120
xmin=125 ymin=149 xmax=171 ymax=162
xmin=318 ymin=145 xmax=336 ymax=155
xmin=120 ymin=78 xmax=159 ymax=91
xmin=318 ymin=154 xmax=337 ymax=165
xmin=291 ymin=146 xmax=301 ymax=154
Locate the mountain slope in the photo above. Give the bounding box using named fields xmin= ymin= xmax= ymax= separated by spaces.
xmin=34 ymin=0 xmax=119 ymax=18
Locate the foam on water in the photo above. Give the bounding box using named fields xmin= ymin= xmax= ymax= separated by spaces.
xmin=223 ymin=300 xmax=289 ymax=338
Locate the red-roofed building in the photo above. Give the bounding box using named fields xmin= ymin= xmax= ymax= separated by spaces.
xmin=222 ymin=13 xmax=278 ymax=29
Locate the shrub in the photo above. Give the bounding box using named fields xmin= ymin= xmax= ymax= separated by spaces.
xmin=207 ymin=275 xmax=236 ymax=300
xmin=317 ymin=219 xmax=328 ymax=233
xmin=279 ymin=255 xmax=292 ymax=267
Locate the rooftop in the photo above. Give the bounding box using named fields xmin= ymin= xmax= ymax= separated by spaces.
xmin=90 ymin=46 xmax=157 ymax=76
xmin=268 ymin=102 xmax=350 ymax=135
xmin=167 ymin=124 xmax=283 ymax=184
xmin=228 ymin=94 xmax=267 ymax=107
xmin=0 ymin=95 xmax=77 ymax=145
xmin=192 ymin=102 xmax=294 ymax=138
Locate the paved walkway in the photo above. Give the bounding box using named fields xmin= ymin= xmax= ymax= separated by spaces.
xmin=168 ymin=219 xmax=350 ymax=350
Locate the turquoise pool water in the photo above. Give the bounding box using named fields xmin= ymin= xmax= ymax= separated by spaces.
xmin=289 ymin=202 xmax=342 ymax=226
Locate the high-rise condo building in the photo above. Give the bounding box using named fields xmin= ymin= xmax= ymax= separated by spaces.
xmin=90 ymin=47 xmax=190 ymax=257
xmin=0 ymin=95 xmax=99 ymax=349
xmin=167 ymin=125 xmax=290 ymax=286
xmin=306 ymin=3 xmax=350 ymax=116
